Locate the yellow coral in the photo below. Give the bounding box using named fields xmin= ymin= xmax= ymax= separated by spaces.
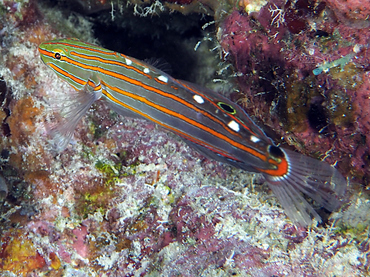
xmin=0 ymin=230 xmax=46 ymax=276
xmin=49 ymin=252 xmax=61 ymax=270
xmin=239 ymin=0 xmax=268 ymax=14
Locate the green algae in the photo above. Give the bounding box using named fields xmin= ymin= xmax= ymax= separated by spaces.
xmin=76 ymin=186 xmax=116 ymax=220
xmin=94 ymin=149 xmax=142 ymax=184
xmin=335 ymin=222 xmax=369 ymax=243
xmin=74 ymin=157 xmax=129 ymax=219
xmin=329 ymin=62 xmax=363 ymax=90
xmin=95 ymin=159 xmax=122 ymax=183
xmin=82 ymin=193 xmax=107 ymax=215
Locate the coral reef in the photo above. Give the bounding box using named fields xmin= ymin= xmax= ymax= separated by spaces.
xmin=0 ymin=0 xmax=368 ymax=276
xmin=325 ymin=0 xmax=370 ymax=22
xmin=0 ymin=229 xmax=47 ymax=275
xmin=220 ymin=1 xmax=370 ymax=183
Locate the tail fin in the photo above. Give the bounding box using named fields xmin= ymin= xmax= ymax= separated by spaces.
xmin=263 ymin=148 xmax=347 ymax=227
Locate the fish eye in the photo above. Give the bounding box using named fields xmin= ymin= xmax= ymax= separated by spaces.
xmin=268 ymin=145 xmax=285 ymax=158
xmin=54 ymin=53 xmax=61 ymax=60
xmin=217 ymin=102 xmax=236 ymax=114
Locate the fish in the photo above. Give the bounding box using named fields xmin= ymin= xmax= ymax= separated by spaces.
xmin=38 ymin=38 xmax=346 ymax=227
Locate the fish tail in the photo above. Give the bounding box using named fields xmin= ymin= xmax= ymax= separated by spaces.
xmin=263 ymin=148 xmax=347 ymax=226
xmin=48 ymin=85 xmax=101 ymax=152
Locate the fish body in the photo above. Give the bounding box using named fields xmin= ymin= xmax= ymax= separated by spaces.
xmin=39 ymin=38 xmax=346 ymax=226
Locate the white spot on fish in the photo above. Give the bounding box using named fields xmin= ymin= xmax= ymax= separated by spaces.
xmin=193 ymin=95 xmax=204 ymax=104
xmin=158 ymin=75 xmax=168 ymax=83
xmin=143 ymin=68 xmax=150 ymax=74
xmin=228 ymin=120 xmax=240 ymax=132
xmin=125 ymin=58 xmax=132 ymax=65
xmin=250 ymin=135 xmax=260 ymax=143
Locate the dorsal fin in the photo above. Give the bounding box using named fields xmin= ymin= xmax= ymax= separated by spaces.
xmin=144 ymin=57 xmax=172 ymax=75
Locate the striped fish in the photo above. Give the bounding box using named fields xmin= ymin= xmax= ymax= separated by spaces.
xmin=38 ymin=38 xmax=346 ymax=227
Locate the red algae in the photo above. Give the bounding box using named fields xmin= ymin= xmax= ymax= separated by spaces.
xmin=220 ymin=2 xmax=370 ymax=183
xmin=5 ymin=96 xmax=52 ymax=176
xmin=325 ymin=0 xmax=370 ymax=22
xmin=7 ymin=97 xmax=40 ymax=145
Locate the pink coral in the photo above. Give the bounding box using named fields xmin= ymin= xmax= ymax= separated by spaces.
xmin=72 ymin=225 xmax=89 ymax=258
